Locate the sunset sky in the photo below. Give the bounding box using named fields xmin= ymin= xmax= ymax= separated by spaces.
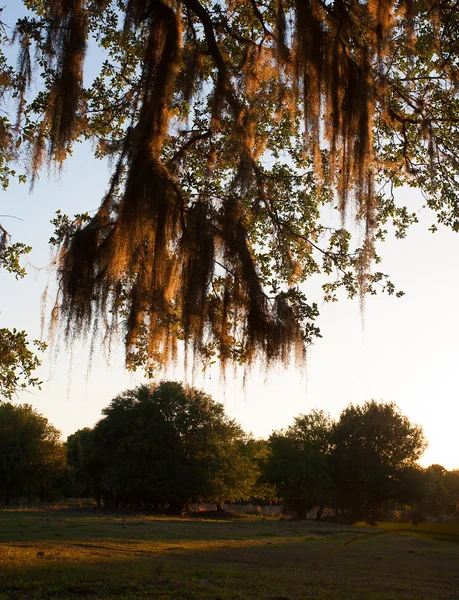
xmin=2 ymin=139 xmax=459 ymax=469
xmin=2 ymin=2 xmax=459 ymax=470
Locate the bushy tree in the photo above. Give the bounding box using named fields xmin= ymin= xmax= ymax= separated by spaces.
xmin=330 ymin=400 xmax=427 ymax=522
xmin=420 ymin=465 xmax=459 ymax=520
xmin=4 ymin=1 xmax=459 ymax=374
xmin=264 ymin=410 xmax=334 ymax=518
xmin=0 ymin=402 xmax=66 ymax=503
xmin=93 ymin=382 xmax=255 ymax=513
xmin=243 ymin=438 xmax=278 ymax=505
xmin=67 ymin=427 xmax=103 ymax=506
xmin=262 ymin=402 xmax=428 ymax=520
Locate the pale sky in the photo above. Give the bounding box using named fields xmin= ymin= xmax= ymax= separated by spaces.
xmin=2 ymin=139 xmax=459 ymax=470
xmin=2 ymin=3 xmax=459 ymax=470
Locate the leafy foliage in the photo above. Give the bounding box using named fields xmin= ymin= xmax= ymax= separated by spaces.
xmin=0 ymin=227 xmax=46 ymax=401
xmin=330 ymin=400 xmax=427 ymax=521
xmin=4 ymin=0 xmax=459 ymax=373
xmin=84 ymin=382 xmax=258 ymax=512
xmin=263 ymin=401 xmax=427 ymax=520
xmin=66 ymin=427 xmax=103 ymax=505
xmin=0 ymin=402 xmax=66 ymax=503
xmin=264 ymin=410 xmax=334 ymax=518
xmin=0 ymin=329 xmax=46 ymax=401
xmin=419 ymin=464 xmax=459 ymax=520
xmin=0 ymin=40 xmax=45 ymax=398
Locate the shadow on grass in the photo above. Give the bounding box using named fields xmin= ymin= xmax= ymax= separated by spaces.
xmin=0 ymin=508 xmax=360 ymax=545
xmin=358 ymin=522 xmax=459 ymax=545
xmin=2 ymin=511 xmax=459 ymax=599
xmin=1 ymin=536 xmax=454 ymax=600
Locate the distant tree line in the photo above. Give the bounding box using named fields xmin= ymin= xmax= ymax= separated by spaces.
xmin=1 ymin=383 xmax=459 ymax=523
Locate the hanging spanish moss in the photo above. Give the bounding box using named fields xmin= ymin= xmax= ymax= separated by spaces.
xmin=11 ymin=0 xmax=459 ymax=373
xmin=46 ymin=0 xmax=88 ymax=159
xmin=0 ymin=225 xmax=7 ymax=253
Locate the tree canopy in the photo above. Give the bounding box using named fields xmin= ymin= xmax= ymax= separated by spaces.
xmin=264 ymin=401 xmax=427 ymax=520
xmin=67 ymin=426 xmax=103 ymax=505
xmin=330 ymin=400 xmax=427 ymax=520
xmin=87 ymin=381 xmax=257 ymax=512
xmin=420 ymin=465 xmax=459 ymax=520
xmin=5 ymin=0 xmax=459 ymax=374
xmin=0 ymin=402 xmax=66 ymax=503
xmin=264 ymin=410 xmax=334 ymax=518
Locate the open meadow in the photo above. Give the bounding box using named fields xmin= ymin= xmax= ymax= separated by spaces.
xmin=1 ymin=507 xmax=459 ymax=600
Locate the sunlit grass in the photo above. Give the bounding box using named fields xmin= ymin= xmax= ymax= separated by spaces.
xmin=358 ymin=521 xmax=459 ymax=544
xmin=1 ymin=507 xmax=459 ymax=599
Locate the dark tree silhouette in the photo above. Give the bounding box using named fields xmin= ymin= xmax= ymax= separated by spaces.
xmin=331 ymin=400 xmax=427 ymax=522
xmin=0 ymin=403 xmax=66 ymax=504
xmin=264 ymin=409 xmax=334 ymax=519
xmin=89 ymin=381 xmax=255 ymax=513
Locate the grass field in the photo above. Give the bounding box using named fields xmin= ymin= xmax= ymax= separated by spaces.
xmin=1 ymin=506 xmax=459 ymax=599
xmin=362 ymin=520 xmax=459 ymax=544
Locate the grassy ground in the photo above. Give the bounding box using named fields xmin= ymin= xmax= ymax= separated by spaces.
xmin=359 ymin=520 xmax=459 ymax=544
xmin=1 ymin=506 xmax=459 ymax=599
